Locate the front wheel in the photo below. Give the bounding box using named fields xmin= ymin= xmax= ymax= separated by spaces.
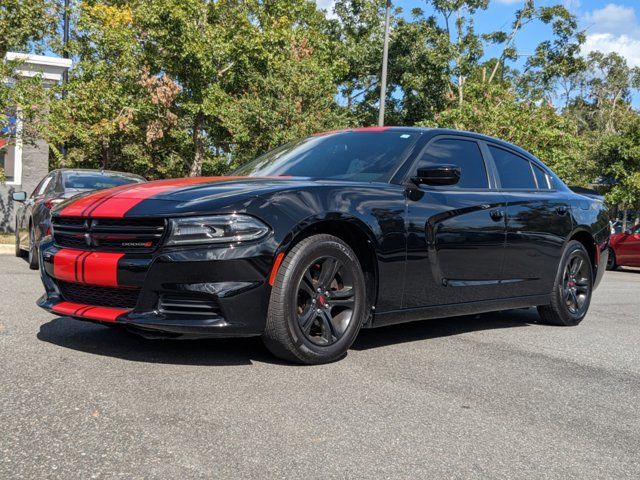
xmin=537 ymin=240 xmax=593 ymax=326
xmin=263 ymin=234 xmax=367 ymax=365
xmin=14 ymin=221 xmax=26 ymax=258
xmin=27 ymin=225 xmax=39 ymax=270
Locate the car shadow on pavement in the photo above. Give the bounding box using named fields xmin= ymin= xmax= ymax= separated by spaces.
xmin=352 ymin=308 xmax=539 ymax=351
xmin=37 ymin=317 xmax=278 ymax=366
xmin=38 ymin=308 xmax=540 ymax=365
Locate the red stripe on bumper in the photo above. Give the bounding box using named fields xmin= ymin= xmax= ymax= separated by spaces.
xmin=51 ymin=301 xmax=128 ymax=323
xmin=53 ymin=249 xmax=124 ymax=287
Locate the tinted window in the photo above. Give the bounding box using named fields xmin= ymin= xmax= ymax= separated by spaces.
xmin=63 ymin=172 xmax=143 ymax=190
xmin=34 ymin=175 xmax=54 ymax=196
xmin=416 ymin=138 xmax=488 ymax=189
xmin=235 ymin=131 xmax=419 ymax=182
xmin=490 ymin=146 xmax=536 ymax=189
xmin=532 ymin=163 xmax=550 ymax=189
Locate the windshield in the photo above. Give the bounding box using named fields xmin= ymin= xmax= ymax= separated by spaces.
xmin=235 ymin=130 xmax=420 ymax=182
xmin=63 ymin=172 xmax=144 ymax=190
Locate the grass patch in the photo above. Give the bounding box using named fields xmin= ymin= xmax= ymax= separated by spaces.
xmin=0 ymin=233 xmax=14 ymax=245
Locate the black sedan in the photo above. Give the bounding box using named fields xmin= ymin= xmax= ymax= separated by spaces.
xmin=13 ymin=169 xmax=145 ymax=269
xmin=37 ymin=128 xmax=610 ymax=364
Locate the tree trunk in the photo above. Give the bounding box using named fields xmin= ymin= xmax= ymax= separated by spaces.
xmin=190 ymin=111 xmax=205 ymax=177
xmin=622 ymin=208 xmax=628 ymax=232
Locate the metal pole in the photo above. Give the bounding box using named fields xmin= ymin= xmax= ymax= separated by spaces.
xmin=377 ymin=0 xmax=391 ymax=127
xmin=62 ymin=0 xmax=70 ymax=90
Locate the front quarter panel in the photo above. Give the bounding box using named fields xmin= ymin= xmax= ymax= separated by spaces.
xmin=244 ymin=183 xmax=408 ymax=312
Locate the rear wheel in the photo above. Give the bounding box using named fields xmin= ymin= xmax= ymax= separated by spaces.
xmin=27 ymin=224 xmax=39 ymax=270
xmin=605 ymin=248 xmax=617 ymax=271
xmin=263 ymin=234 xmax=367 ymax=365
xmin=537 ymin=240 xmax=592 ymax=326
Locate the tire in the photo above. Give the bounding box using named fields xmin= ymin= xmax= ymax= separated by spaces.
xmin=14 ymin=222 xmax=26 ymax=258
xmin=537 ymin=240 xmax=593 ymax=326
xmin=605 ymin=247 xmax=617 ymax=271
xmin=27 ymin=224 xmax=39 ymax=270
xmin=263 ymin=234 xmax=368 ymax=365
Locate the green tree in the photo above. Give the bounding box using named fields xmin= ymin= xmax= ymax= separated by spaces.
xmin=425 ymin=81 xmax=593 ymax=186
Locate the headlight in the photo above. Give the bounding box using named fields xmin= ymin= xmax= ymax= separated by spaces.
xmin=166 ymin=214 xmax=270 ymax=246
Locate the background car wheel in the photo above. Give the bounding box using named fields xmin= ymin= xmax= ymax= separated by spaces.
xmin=27 ymin=225 xmax=39 ymax=270
xmin=263 ymin=234 xmax=368 ymax=365
xmin=537 ymin=240 xmax=593 ymax=326
xmin=14 ymin=222 xmax=26 ymax=258
xmin=605 ymin=248 xmax=617 ymax=271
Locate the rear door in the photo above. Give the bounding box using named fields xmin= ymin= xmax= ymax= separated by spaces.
xmin=402 ymin=136 xmax=508 ymax=307
xmin=488 ymin=145 xmax=573 ymax=297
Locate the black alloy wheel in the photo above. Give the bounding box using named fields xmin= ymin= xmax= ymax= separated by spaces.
xmin=295 ymin=256 xmax=356 ymax=346
xmin=263 ymin=234 xmax=367 ymax=364
xmin=562 ymin=252 xmax=590 ymax=316
xmin=538 ymin=240 xmax=592 ymax=326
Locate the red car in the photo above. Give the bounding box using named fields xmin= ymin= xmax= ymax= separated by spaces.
xmin=607 ymin=224 xmax=640 ymax=270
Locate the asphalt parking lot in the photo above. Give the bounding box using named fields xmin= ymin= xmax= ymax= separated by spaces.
xmin=1 ymin=255 xmax=639 ymax=479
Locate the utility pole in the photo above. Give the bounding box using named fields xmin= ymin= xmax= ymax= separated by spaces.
xmin=62 ymin=0 xmax=70 ymax=91
xmin=61 ymin=0 xmax=70 ymax=163
xmin=377 ymin=0 xmax=391 ymax=127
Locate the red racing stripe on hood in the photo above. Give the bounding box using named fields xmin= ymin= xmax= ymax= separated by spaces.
xmin=59 ymin=176 xmax=246 ymax=218
xmin=53 ymin=248 xmax=124 ymax=287
xmin=51 ymin=301 xmax=128 ymax=323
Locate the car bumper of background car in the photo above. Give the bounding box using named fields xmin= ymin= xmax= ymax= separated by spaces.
xmin=37 ymin=237 xmax=274 ymax=338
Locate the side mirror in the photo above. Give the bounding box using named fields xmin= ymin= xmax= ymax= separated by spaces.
xmin=11 ymin=191 xmax=27 ymax=202
xmin=412 ymin=165 xmax=461 ymax=186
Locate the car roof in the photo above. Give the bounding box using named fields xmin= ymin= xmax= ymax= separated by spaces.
xmin=317 ymin=126 xmax=540 ymax=163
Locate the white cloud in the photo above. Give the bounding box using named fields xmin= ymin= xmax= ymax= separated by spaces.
xmin=584 ymin=3 xmax=636 ymax=33
xmin=494 ymin=0 xmax=523 ymax=4
xmin=583 ymin=33 xmax=640 ymax=67
xmin=582 ymin=3 xmax=640 ymax=67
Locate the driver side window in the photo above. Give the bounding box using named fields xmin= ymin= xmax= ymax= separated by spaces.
xmin=416 ymin=138 xmax=489 ymax=189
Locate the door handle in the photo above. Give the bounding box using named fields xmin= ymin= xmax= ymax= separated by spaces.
xmin=489 ymin=209 xmax=504 ymax=221
xmin=556 ymin=205 xmax=568 ymax=215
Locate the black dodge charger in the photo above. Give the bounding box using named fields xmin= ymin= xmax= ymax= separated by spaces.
xmin=38 ymin=128 xmax=610 ymax=364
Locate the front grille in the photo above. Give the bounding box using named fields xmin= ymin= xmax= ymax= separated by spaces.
xmin=52 ymin=217 xmax=166 ymax=252
xmin=58 ymin=281 xmax=140 ymax=309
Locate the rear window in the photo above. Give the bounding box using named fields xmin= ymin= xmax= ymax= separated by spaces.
xmin=489 ymin=146 xmax=536 ymax=189
xmin=532 ymin=163 xmax=551 ymax=189
xmin=235 ymin=131 xmax=419 ymax=182
xmin=63 ymin=173 xmax=143 ymax=190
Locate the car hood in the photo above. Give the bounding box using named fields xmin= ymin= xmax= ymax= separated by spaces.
xmin=53 ymin=176 xmax=311 ymax=218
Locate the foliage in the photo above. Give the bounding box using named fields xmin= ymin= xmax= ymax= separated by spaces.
xmin=593 ymin=112 xmax=640 ymax=209
xmin=1 ymin=0 xmax=639 ymax=213
xmin=0 ymin=0 xmax=60 ymax=57
xmin=423 ymin=81 xmax=593 ymax=185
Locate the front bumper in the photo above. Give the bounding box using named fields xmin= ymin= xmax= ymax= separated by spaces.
xmin=38 ymin=237 xmax=275 ymax=338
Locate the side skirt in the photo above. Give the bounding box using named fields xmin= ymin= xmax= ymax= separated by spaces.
xmin=368 ymin=294 xmax=550 ymax=328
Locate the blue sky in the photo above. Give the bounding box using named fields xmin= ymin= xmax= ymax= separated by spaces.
xmin=318 ymin=1 xmax=640 ymax=68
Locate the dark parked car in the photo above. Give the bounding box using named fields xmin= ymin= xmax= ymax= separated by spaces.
xmin=37 ymin=128 xmax=610 ymax=364
xmin=13 ymin=169 xmax=145 ymax=269
xmin=607 ymin=223 xmax=640 ymax=270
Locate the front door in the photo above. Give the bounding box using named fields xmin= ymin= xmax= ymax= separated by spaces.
xmin=403 ymin=136 xmax=508 ymax=307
